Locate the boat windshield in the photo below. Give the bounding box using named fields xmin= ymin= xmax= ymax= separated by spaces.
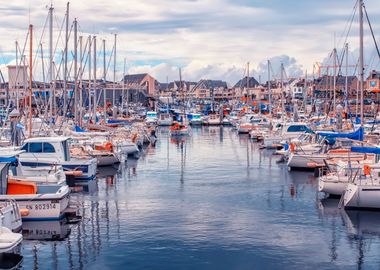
xmin=147 ymin=113 xmax=157 ymax=118
xmin=287 ymin=125 xmax=308 ymax=132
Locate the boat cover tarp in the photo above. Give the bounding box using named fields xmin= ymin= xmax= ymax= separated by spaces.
xmin=316 ymin=127 xmax=364 ymax=141
xmin=351 ymin=146 xmax=380 ymax=155
xmin=74 ymin=125 xmax=87 ymax=132
xmin=0 ymin=157 xmax=17 ymax=164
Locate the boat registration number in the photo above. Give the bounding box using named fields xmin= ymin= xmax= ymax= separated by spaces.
xmin=25 ymin=203 xmax=57 ymax=210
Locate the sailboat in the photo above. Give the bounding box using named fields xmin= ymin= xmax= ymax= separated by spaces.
xmin=170 ymin=68 xmax=190 ymax=137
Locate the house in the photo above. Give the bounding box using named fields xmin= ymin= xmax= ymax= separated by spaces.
xmin=313 ymin=75 xmax=358 ymax=97
xmin=122 ymin=73 xmax=158 ymax=97
xmin=193 ymin=79 xmax=228 ymax=100
xmin=367 ymin=70 xmax=380 ymax=92
xmin=232 ymin=76 xmax=260 ymax=99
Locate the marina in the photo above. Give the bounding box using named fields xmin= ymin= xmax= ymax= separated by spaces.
xmin=11 ymin=127 xmax=380 ymax=269
xmin=0 ymin=0 xmax=379 ymax=269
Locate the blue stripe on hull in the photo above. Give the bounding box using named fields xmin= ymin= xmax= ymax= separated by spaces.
xmin=22 ymin=213 xmax=66 ymax=221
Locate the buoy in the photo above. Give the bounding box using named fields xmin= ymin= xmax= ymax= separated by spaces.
xmin=105 ymin=142 xmax=113 ymax=151
xmin=290 ymin=143 xmax=295 ymax=152
xmin=20 ymin=209 xmax=29 ymax=217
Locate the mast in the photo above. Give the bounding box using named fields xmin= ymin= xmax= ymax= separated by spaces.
xmin=63 ymin=2 xmax=69 ymax=115
xmin=333 ymin=48 xmax=337 ymax=112
xmin=179 ymin=68 xmax=185 ymax=123
xmin=247 ymin=62 xmax=250 ymax=109
xmin=49 ymin=4 xmax=54 ymax=121
xmin=79 ymin=36 xmax=83 ymax=127
xmin=122 ymin=58 xmax=126 ymax=114
xmin=359 ymin=0 xmax=364 ymax=126
xmin=267 ymin=60 xmax=271 ymax=115
xmin=93 ymin=36 xmax=97 ymax=123
xmin=28 ymin=24 xmax=33 ymax=138
xmin=345 ymin=43 xmax=349 ymax=110
xmin=88 ymin=36 xmax=92 ymax=121
xmin=73 ymin=18 xmax=78 ymax=123
xmin=103 ymin=39 xmax=106 ymax=122
xmin=15 ymin=41 xmax=19 ymax=110
xmin=281 ymin=63 xmax=285 ymax=118
xmin=112 ymin=33 xmax=117 ymax=117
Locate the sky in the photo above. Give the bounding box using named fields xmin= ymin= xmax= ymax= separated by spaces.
xmin=0 ymin=0 xmax=379 ymax=86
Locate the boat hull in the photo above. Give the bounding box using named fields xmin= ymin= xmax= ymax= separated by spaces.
xmin=318 ymin=175 xmax=348 ymax=196
xmin=344 ymin=182 xmax=380 ymax=210
xmin=0 ymin=185 xmax=70 ymax=221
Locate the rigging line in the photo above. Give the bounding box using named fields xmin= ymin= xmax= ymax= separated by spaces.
xmin=52 ymin=12 xmax=66 ymax=66
xmin=238 ymin=64 xmax=247 ymax=89
xmin=363 ymin=4 xmax=380 ymax=60
xmin=337 ymin=0 xmax=359 ymax=50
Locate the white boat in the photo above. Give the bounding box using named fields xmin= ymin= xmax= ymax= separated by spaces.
xmin=145 ymin=111 xmax=158 ymax=125
xmin=0 ymin=201 xmax=22 ymax=232
xmin=287 ymin=150 xmax=367 ymax=170
xmin=18 ymin=137 xmax=97 ymax=181
xmin=0 ymin=225 xmax=22 ymax=253
xmin=0 ymin=162 xmax=70 ymax=221
xmin=263 ymin=122 xmax=310 ymax=149
xmin=343 ymin=163 xmax=380 ymax=210
xmin=0 ymin=150 xmax=66 ymax=185
xmin=318 ymin=160 xmax=367 ymax=196
xmin=157 ymin=113 xmax=173 ymax=126
xmin=170 ymin=122 xmax=190 ymax=136
xmin=207 ymin=113 xmax=221 ymax=125
xmin=113 ymin=139 xmax=139 ymax=156
xmin=189 ymin=113 xmax=202 ymax=126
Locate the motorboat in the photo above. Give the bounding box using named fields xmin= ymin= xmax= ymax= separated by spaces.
xmin=0 ymin=161 xmax=70 ymax=221
xmin=145 ymin=111 xmax=158 ymax=125
xmin=18 ymin=137 xmax=97 ymax=181
xmin=170 ymin=122 xmax=189 ymax=136
xmin=188 ymin=113 xmax=202 ymax=126
xmin=157 ymin=113 xmax=173 ymax=126
xmin=207 ymin=113 xmax=221 ymax=126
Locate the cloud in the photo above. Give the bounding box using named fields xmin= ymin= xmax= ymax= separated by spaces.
xmin=0 ymin=0 xmax=379 ymax=85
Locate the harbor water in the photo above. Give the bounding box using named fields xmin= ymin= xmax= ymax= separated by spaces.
xmin=18 ymin=127 xmax=380 ymax=269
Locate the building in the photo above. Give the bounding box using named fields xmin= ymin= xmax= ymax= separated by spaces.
xmin=193 ymin=79 xmax=228 ymax=100
xmin=123 ymin=73 xmax=158 ymax=97
xmin=367 ymin=70 xmax=380 ymax=92
xmin=313 ymin=75 xmax=358 ymax=97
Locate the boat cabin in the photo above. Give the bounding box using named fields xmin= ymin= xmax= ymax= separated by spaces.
xmin=20 ymin=137 xmax=71 ymax=162
xmin=146 ymin=111 xmax=158 ymax=120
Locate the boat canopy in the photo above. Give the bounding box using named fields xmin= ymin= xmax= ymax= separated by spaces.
xmin=316 ymin=127 xmax=364 ymax=141
xmin=74 ymin=125 xmax=87 ymax=132
xmin=351 ymin=146 xmax=380 ymax=155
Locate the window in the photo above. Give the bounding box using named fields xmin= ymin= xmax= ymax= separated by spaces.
xmin=287 ymin=125 xmax=308 ymax=132
xmin=20 ymin=143 xmax=29 ymax=152
xmin=29 ymin=142 xmax=43 ymax=153
xmin=43 ymin=143 xmax=55 ymax=153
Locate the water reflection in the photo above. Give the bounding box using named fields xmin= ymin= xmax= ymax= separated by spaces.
xmin=0 ymin=253 xmax=23 ymax=270
xmin=18 ymin=126 xmax=380 ymax=269
xmin=22 ymin=220 xmax=70 ymax=241
xmin=342 ymin=210 xmax=380 ymax=237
